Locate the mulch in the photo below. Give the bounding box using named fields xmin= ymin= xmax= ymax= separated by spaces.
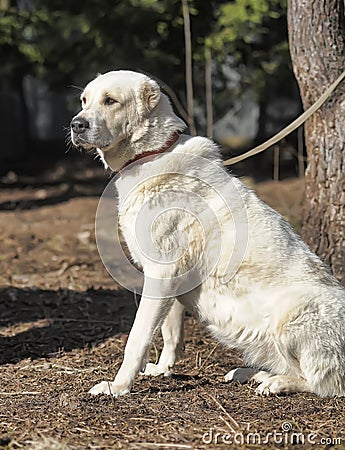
xmin=0 ymin=158 xmax=343 ymax=449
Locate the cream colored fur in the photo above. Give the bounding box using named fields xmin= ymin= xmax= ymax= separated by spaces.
xmin=71 ymin=70 xmax=345 ymax=397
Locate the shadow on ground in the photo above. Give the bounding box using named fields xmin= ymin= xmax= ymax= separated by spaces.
xmin=0 ymin=286 xmax=135 ymax=364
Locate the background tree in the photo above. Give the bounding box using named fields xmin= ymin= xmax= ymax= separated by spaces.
xmin=288 ymin=0 xmax=345 ymax=284
xmin=206 ymin=0 xmax=290 ymax=131
xmin=0 ymin=0 xmax=289 ymax=125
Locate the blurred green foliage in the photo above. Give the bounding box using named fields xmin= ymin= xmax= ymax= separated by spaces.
xmin=0 ymin=0 xmax=288 ymax=108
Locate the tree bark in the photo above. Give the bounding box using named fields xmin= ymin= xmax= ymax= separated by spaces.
xmin=287 ymin=0 xmax=345 ymax=284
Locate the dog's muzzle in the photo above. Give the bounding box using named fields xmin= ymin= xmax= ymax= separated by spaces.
xmin=71 ymin=117 xmax=90 ymax=135
xmin=70 ymin=116 xmax=93 ymax=148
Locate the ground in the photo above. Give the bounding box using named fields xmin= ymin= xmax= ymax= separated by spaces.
xmin=0 ymin=154 xmax=344 ymax=450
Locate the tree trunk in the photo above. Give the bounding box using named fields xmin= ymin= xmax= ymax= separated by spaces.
xmin=287 ymin=0 xmax=345 ymax=284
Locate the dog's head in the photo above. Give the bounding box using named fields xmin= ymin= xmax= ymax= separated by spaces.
xmin=70 ymin=70 xmax=185 ymax=171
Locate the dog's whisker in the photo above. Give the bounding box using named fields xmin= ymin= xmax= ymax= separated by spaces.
xmin=68 ymin=84 xmax=84 ymax=93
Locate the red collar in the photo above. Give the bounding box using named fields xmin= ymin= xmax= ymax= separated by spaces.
xmin=119 ymin=131 xmax=180 ymax=173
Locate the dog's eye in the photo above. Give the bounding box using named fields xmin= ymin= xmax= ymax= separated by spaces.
xmin=104 ymin=97 xmax=117 ymax=106
xmin=81 ymin=97 xmax=86 ymax=105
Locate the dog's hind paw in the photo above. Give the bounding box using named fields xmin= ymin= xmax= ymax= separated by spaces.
xmin=140 ymin=363 xmax=173 ymax=377
xmin=88 ymin=380 xmax=130 ymax=397
xmin=255 ymin=375 xmax=309 ymax=396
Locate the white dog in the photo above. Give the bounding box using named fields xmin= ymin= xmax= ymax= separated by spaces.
xmin=71 ymin=70 xmax=345 ymax=397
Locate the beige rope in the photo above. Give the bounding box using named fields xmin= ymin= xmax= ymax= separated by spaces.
xmin=223 ymin=69 xmax=345 ymax=166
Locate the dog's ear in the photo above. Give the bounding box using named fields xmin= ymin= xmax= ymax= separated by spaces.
xmin=139 ymin=79 xmax=161 ymax=111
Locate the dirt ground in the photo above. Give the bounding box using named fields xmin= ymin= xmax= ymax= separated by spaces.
xmin=0 ymin=154 xmax=344 ymax=450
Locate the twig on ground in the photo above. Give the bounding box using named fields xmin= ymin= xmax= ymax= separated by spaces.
xmin=136 ymin=443 xmax=193 ymax=449
xmin=0 ymin=391 xmax=41 ymax=396
xmin=204 ymin=393 xmax=240 ymax=431
xmin=195 ymin=343 xmax=219 ymax=373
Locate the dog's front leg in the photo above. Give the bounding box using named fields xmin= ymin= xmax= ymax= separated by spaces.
xmin=142 ymin=300 xmax=185 ymax=377
xmin=89 ymin=294 xmax=174 ymax=396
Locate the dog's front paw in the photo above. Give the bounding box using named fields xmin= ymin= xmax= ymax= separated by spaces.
xmin=141 ymin=363 xmax=173 ymax=377
xmin=88 ymin=381 xmax=130 ymax=397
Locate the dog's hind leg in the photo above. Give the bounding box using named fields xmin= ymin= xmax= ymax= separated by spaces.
xmin=255 ymin=374 xmax=311 ymax=396
xmin=297 ymin=342 xmax=345 ymax=397
xmin=141 ymin=300 xmax=185 ymax=377
xmin=226 ymin=368 xmax=311 ymax=395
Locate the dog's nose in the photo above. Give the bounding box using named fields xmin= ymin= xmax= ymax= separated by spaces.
xmin=71 ymin=117 xmax=89 ymax=134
